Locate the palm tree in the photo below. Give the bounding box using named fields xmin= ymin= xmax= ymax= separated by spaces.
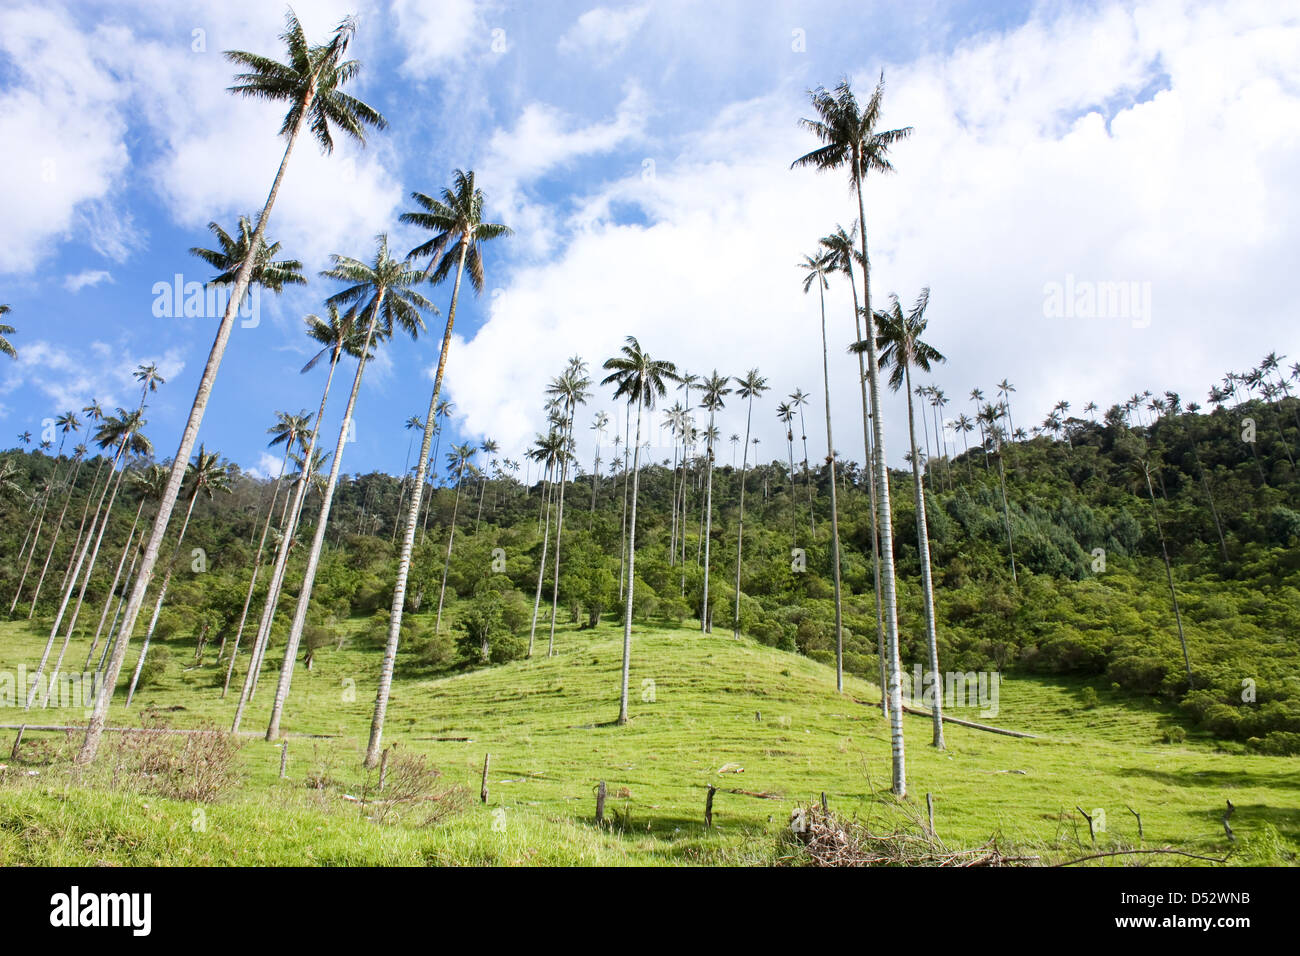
xmin=124 ymin=445 xmax=233 ymax=706
xmin=800 ymin=251 xmax=847 ymax=690
xmin=12 ymin=411 xmax=80 ymax=615
xmin=434 ymin=443 xmax=477 ymax=634
xmin=789 ymin=388 xmax=816 ymax=535
xmin=776 ymin=401 xmax=798 ymax=548
xmin=362 ymin=172 xmax=509 ymax=766
xmin=82 ymin=10 xmax=386 ymax=764
xmin=0 ymin=304 xmax=15 ymax=358
xmin=545 ymin=361 xmax=590 ymax=656
xmin=980 ymin=402 xmax=1018 ymax=582
xmin=731 ymin=368 xmax=769 ymax=639
xmin=870 ymin=288 xmax=946 ymax=747
xmin=391 ymin=415 xmax=425 ymax=544
xmin=997 ymin=379 xmax=1017 ymax=438
xmin=266 ymin=236 xmax=429 ymax=742
xmin=794 ymin=73 xmax=912 ymax=795
xmin=699 ymin=372 xmax=730 ymax=632
xmin=589 ymin=410 xmax=609 ymax=519
xmin=527 ymin=428 xmax=565 ymax=657
xmin=26 ymin=416 xmax=85 ymax=616
xmin=1136 ymin=459 xmax=1193 ymax=687
xmin=602 ymin=337 xmax=678 ymax=724
xmin=228 ymin=306 xmax=370 ymax=710
xmin=473 ymin=437 xmax=500 ymax=532
xmin=221 ymin=410 xmax=310 ymax=691
xmin=26 ymin=408 xmax=151 ymax=708
xmin=189 ymin=214 xmax=306 ymax=291
xmin=955 ymin=414 xmax=975 ymax=479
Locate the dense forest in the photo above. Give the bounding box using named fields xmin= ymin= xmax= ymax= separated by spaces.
xmin=4 ymin=372 xmax=1298 ymax=756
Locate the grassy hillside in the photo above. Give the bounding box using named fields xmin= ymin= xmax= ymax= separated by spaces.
xmin=2 ymin=617 xmax=1295 ymax=866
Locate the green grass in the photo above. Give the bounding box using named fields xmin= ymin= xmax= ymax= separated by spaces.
xmin=1 ymin=617 xmax=1296 ymax=866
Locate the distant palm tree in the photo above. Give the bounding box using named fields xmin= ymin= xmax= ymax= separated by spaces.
xmin=871 ymin=288 xmax=946 ymax=748
xmin=229 ymin=306 xmax=370 ymax=710
xmin=123 ymin=445 xmax=233 ymax=706
xmin=222 ymin=410 xmax=309 ymax=687
xmin=776 ymin=401 xmax=798 ymax=548
xmin=699 ymin=372 xmax=730 ymax=632
xmin=434 ymin=443 xmax=477 ymax=635
xmin=474 ymin=437 xmax=500 ymax=532
xmin=26 ymin=414 xmax=84 ymax=617
xmin=82 ymin=10 xmax=387 ymax=764
xmin=801 ymin=250 xmax=846 ymax=690
xmin=788 ymin=388 xmax=816 ymax=536
xmin=391 ymin=415 xmax=425 ymax=544
xmin=731 ymin=368 xmax=769 ymax=639
xmin=794 ymin=73 xmax=912 ymax=795
xmin=955 ymin=414 xmax=975 ymax=479
xmin=589 ymin=410 xmax=609 ymax=519
xmin=545 ymin=361 xmax=590 ymax=656
xmin=980 ymin=402 xmax=1018 ymax=583
xmin=265 ymin=236 xmax=429 ymax=742
xmin=602 ymin=337 xmax=678 ymax=724
xmin=1136 ymin=458 xmax=1193 ymax=688
xmin=527 ymin=428 xmax=565 ymax=657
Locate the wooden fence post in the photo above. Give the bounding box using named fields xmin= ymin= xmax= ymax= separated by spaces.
xmin=1076 ymin=806 xmax=1096 ymax=845
xmin=926 ymin=792 xmax=936 ymax=837
xmin=1126 ymin=805 xmax=1142 ymax=841
xmin=279 ymin=740 xmax=288 ymax=779
xmin=595 ymin=780 xmax=606 ymax=826
xmin=1223 ymin=800 xmax=1235 ymax=842
xmin=378 ymin=746 xmax=391 ymax=792
xmin=10 ymin=725 xmax=25 ymax=761
xmin=480 ymin=753 xmax=491 ymax=804
xmin=705 ymin=785 xmax=717 ymax=828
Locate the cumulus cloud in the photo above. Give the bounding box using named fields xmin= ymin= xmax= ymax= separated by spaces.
xmin=557 ymin=4 xmax=650 ymax=62
xmin=63 ymin=269 xmax=113 ymax=293
xmin=0 ymin=339 xmax=185 ymax=420
xmin=445 ymin=0 xmax=1300 ymax=470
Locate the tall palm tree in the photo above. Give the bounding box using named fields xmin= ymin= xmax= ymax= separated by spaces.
xmin=731 ymin=368 xmax=769 ymax=639
xmin=800 ymin=250 xmax=847 ymax=690
xmin=228 ymin=306 xmax=370 ymax=709
xmin=123 ymin=445 xmax=233 ymax=706
xmin=1136 ymin=458 xmax=1193 ymax=687
xmin=221 ymin=410 xmax=310 ymax=691
xmin=474 ymin=437 xmax=500 ymax=532
xmin=980 ymin=402 xmax=1018 ymax=582
xmin=527 ymin=428 xmax=565 ymax=657
xmin=602 ymin=337 xmax=678 ymax=724
xmin=363 ymin=171 xmax=509 ymax=766
xmin=545 ymin=361 xmax=590 ymax=656
xmin=391 ymin=415 xmax=425 ymax=545
xmin=434 ymin=443 xmax=477 ymax=635
xmin=12 ymin=411 xmax=80 ymax=615
xmin=699 ymin=372 xmax=730 ymax=632
xmin=266 ymin=236 xmax=429 ymax=742
xmin=776 ymin=401 xmax=798 ymax=548
xmin=26 ymin=408 xmax=151 ymax=709
xmin=955 ymin=413 xmax=975 ymax=479
xmin=26 ymin=417 xmax=85 ymax=616
xmin=870 ymin=288 xmax=946 ymax=747
xmin=189 ymin=214 xmax=306 ymax=291
xmin=82 ymin=10 xmax=387 ymax=764
xmin=997 ymin=379 xmax=1018 ymax=438
xmin=794 ymin=74 xmax=911 ymax=794
xmin=789 ymin=388 xmax=816 ymax=536
xmin=589 ymin=410 xmax=609 ymax=519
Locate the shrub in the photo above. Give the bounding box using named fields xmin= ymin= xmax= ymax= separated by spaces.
xmin=136 ymin=646 xmax=172 ymax=689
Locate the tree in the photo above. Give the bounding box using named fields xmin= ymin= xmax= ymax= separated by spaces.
xmin=229 ymin=306 xmax=370 ymax=713
xmin=731 ymin=368 xmax=770 ymax=638
xmin=365 ymin=170 xmax=508 ymax=766
xmin=80 ymin=11 xmax=386 ymax=764
xmin=434 ymin=443 xmax=477 ymax=634
xmin=793 ymin=72 xmax=912 ymax=795
xmin=527 ymin=427 xmax=564 ymax=656
xmin=589 ymin=410 xmax=609 ymax=519
xmin=699 ymin=372 xmax=730 ymax=632
xmin=265 ymin=235 xmax=429 ymax=742
xmin=1136 ymin=458 xmax=1193 ymax=688
xmin=602 ymin=337 xmax=678 ymax=724
xmin=800 ymin=251 xmax=846 ymax=691
xmin=545 ymin=361 xmax=591 ymax=656
xmin=188 ymin=214 xmax=306 ymax=291
xmin=0 ymin=304 xmax=15 ymax=358
xmin=124 ymin=445 xmax=233 ymax=707
xmin=870 ymin=288 xmax=946 ymax=747
xmin=789 ymin=388 xmax=816 ymax=536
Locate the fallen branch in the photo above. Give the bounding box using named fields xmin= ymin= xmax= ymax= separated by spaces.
xmin=1056 ymin=847 xmax=1230 ymax=867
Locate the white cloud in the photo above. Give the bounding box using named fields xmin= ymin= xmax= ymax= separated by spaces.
xmin=64 ymin=269 xmax=113 ymax=293
xmin=557 ymin=4 xmax=650 ymax=62
xmin=446 ymin=0 xmax=1300 ymax=470
xmin=245 ymin=451 xmax=284 ymax=481
xmin=0 ymin=339 xmax=185 ymax=420
xmin=0 ymin=7 xmax=130 ymax=274
xmin=393 ymin=0 xmax=495 ymax=77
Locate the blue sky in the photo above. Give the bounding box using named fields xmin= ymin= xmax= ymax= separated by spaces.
xmin=2 ymin=0 xmax=1297 ymax=484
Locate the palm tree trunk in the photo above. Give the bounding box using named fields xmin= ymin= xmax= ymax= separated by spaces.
xmin=232 ymin=348 xmax=341 ymax=730
xmin=904 ymin=364 xmax=945 ymax=748
xmin=817 ymin=281 xmax=846 ymax=693
xmin=433 ymin=461 xmax=467 ymax=635
xmin=220 ymin=442 xmax=291 ymax=697
xmin=617 ymin=411 xmax=631 ymax=600
xmin=701 ymin=411 xmax=717 ymax=632
xmin=548 ymin=416 xmax=574 ymax=657
xmin=527 ymin=459 xmax=554 ymax=658
xmin=80 ymin=80 xmax=320 ymax=764
xmin=1146 ymin=471 xmax=1193 ymax=687
xmin=57 ymin=458 xmax=107 ymax=604
xmin=124 ymin=491 xmax=199 ymax=707
xmin=618 ymin=393 xmax=644 ymax=725
xmin=82 ymin=497 xmax=145 ymax=671
xmin=264 ymin=301 xmax=381 ymax=742
xmin=996 ymin=445 xmax=1017 ymax=583
xmin=732 ymin=398 xmax=755 ymax=638
xmin=856 ymin=165 xmax=906 ymax=797
xmin=27 ymin=458 xmax=84 ymax=616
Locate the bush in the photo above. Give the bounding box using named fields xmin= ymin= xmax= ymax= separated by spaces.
xmin=1077 ymin=687 xmax=1100 ymax=710
xmin=136 ymin=646 xmax=172 ymax=689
